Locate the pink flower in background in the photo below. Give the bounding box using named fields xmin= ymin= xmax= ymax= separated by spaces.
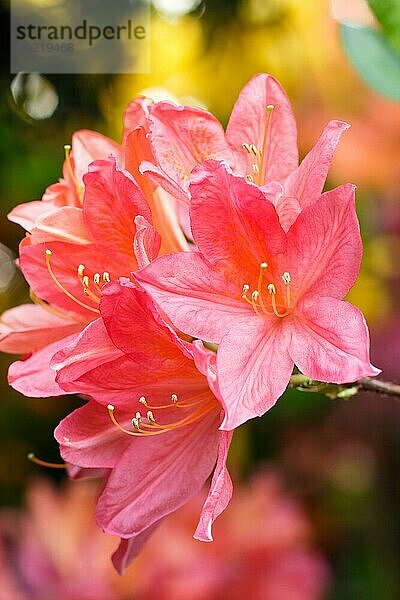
xmin=141 ymin=73 xmax=349 ymax=231
xmin=0 ymin=473 xmax=330 ymax=600
xmin=52 ymin=280 xmax=232 ymax=565
xmin=137 ymin=161 xmax=380 ymax=430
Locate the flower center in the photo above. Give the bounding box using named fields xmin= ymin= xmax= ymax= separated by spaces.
xmin=242 ymin=104 xmax=274 ymax=185
xmin=107 ymin=392 xmax=217 ymax=437
xmin=242 ymin=262 xmax=292 ymax=318
xmin=45 ymin=248 xmax=114 ymax=314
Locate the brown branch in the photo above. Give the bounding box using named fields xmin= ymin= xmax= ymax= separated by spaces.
xmin=289 ymin=375 xmax=400 ymax=400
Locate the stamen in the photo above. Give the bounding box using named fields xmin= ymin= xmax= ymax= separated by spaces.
xmin=139 ymin=396 xmax=147 ymax=406
xmin=45 ymin=249 xmax=100 ymax=314
xmin=103 ymin=272 xmax=110 ymax=283
xmin=93 ymin=273 xmax=101 ymax=293
xmin=132 ymin=417 xmax=140 ymax=429
xmin=81 ymin=275 xmax=100 ymax=304
xmin=64 ymin=144 xmax=83 ymax=201
xmin=252 ymin=164 xmax=260 ymax=175
xmin=246 ymin=175 xmax=254 ymax=182
xmin=251 ymin=290 xmax=261 ymax=315
xmin=147 ymin=410 xmax=156 ymax=423
xmin=282 ymin=271 xmax=291 ymax=307
xmin=257 ymin=262 xmax=270 ymax=314
xmin=171 ymin=394 xmax=178 ymax=404
xmin=250 ymin=144 xmax=259 ymax=155
xmin=28 ymin=453 xmax=65 ymax=469
xmin=268 ymin=282 xmax=289 ymax=318
xmin=259 ymin=105 xmax=275 ymax=183
xmin=242 ymin=143 xmax=251 ymax=153
xmin=77 ymin=264 xmax=85 ymax=280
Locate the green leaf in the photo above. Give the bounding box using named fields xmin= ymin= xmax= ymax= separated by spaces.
xmin=367 ymin=0 xmax=400 ymax=52
xmin=340 ymin=23 xmax=400 ymax=102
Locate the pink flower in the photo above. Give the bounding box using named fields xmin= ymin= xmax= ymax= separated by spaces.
xmin=123 ymin=471 xmax=331 ymax=599
xmin=136 ymin=161 xmax=380 ymax=430
xmin=141 ymin=73 xmax=349 ymax=230
xmin=52 ymin=279 xmax=232 ymax=562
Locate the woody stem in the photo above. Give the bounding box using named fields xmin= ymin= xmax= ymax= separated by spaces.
xmin=289 ymin=375 xmax=400 ymax=399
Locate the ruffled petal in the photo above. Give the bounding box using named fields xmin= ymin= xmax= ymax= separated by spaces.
xmin=289 ymin=296 xmax=380 ymax=382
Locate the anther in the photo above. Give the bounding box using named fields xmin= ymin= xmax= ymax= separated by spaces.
xmin=282 ymin=272 xmax=291 ymax=285
xmin=268 ymin=283 xmax=276 ymax=295
xmin=252 ymin=164 xmax=260 ymax=174
xmin=252 ymin=290 xmax=259 ymax=301
xmin=242 ymin=284 xmax=250 ymax=297
xmin=246 ymin=175 xmax=254 ymax=182
xmin=77 ymin=264 xmax=85 ymax=279
xmin=147 ymin=410 xmax=156 ymax=423
xmin=93 ymin=273 xmax=100 ymax=285
xmin=171 ymin=394 xmax=178 ymax=404
xmin=242 ymin=143 xmax=251 ymax=153
xmin=135 ymin=412 xmax=141 ymax=420
xmin=250 ymin=144 xmax=259 ymax=155
xmin=132 ymin=417 xmax=140 ymax=430
xmin=139 ymin=396 xmax=147 ymax=406
xmin=103 ymin=272 xmax=110 ymax=283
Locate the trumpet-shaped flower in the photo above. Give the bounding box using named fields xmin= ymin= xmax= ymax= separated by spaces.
xmin=141 ymin=73 xmax=349 ymax=231
xmin=2 ymin=159 xmax=164 ymax=397
xmin=136 ymin=161 xmax=380 ymax=430
xmin=53 ymin=279 xmax=232 ymax=559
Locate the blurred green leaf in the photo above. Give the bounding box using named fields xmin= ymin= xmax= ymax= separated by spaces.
xmin=367 ymin=0 xmax=400 ymax=52
xmin=340 ymin=24 xmax=400 ymax=102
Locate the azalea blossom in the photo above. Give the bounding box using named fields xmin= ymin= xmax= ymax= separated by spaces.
xmin=136 ymin=161 xmax=380 ymax=430
xmin=0 ymin=100 xmax=187 ymax=398
xmin=52 ymin=279 xmax=232 ymax=567
xmin=141 ymin=72 xmax=350 ymax=234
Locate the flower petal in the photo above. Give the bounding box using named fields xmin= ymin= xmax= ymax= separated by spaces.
xmin=284 ymin=120 xmax=350 ymax=208
xmin=136 ymin=252 xmax=252 ymax=344
xmin=289 ymin=296 xmax=380 ymax=382
xmin=148 ymin=102 xmax=233 ymax=194
xmin=226 ymin=73 xmax=298 ymax=181
xmin=30 ymin=206 xmax=92 ymax=245
xmin=112 ymin=521 xmax=161 ymax=575
xmin=217 ymin=318 xmax=293 ymax=430
xmin=83 ymin=159 xmax=151 ymax=272
xmin=8 ymin=333 xmax=78 ymax=397
xmin=133 ymin=215 xmax=161 ymax=268
xmin=0 ymin=303 xmax=81 ymax=354
xmin=70 ymin=129 xmax=122 ymax=185
xmin=194 ymin=429 xmax=233 ymax=542
xmin=55 ymin=400 xmax=132 ymax=468
xmin=285 ymin=183 xmax=362 ymax=299
xmin=96 ymin=409 xmax=220 ymax=537
xmin=190 ymin=161 xmax=286 ymax=281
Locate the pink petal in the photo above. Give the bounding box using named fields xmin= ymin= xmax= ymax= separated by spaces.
xmin=96 ymin=409 xmax=220 ymax=537
xmin=8 ymin=200 xmax=59 ymax=232
xmin=285 ymin=183 xmax=362 ymax=299
xmin=226 ymin=73 xmax=298 ymax=182
xmin=136 ymin=252 xmax=252 ymax=344
xmin=112 ymin=522 xmax=161 ymax=574
xmin=19 ymin=239 xmax=121 ymax=318
xmin=0 ymin=303 xmax=81 ymax=354
xmin=289 ymin=296 xmax=380 ymax=383
xmin=83 ymin=159 xmax=151 ymax=272
xmin=123 ymin=96 xmax=153 ymax=142
xmin=100 ymin=278 xmax=190 ymax=359
xmin=148 ymin=102 xmax=233 ymax=194
xmin=8 ymin=333 xmax=78 ymax=397
xmin=194 ymin=430 xmax=233 ymax=542
xmin=284 ymin=120 xmax=350 ymax=208
xmin=217 ymin=318 xmax=294 ymax=430
xmin=66 ymin=465 xmax=109 ymax=480
xmin=133 ymin=215 xmax=161 ymax=268
xmin=55 ymin=400 xmax=132 ymax=468
xmin=139 ymin=160 xmax=190 ymax=203
xmin=30 ymin=206 xmax=92 ymax=245
xmin=70 ymin=129 xmax=122 ymax=185
xmin=52 ymin=318 xmax=124 ymax=393
xmin=190 ymin=161 xmax=286 ymax=281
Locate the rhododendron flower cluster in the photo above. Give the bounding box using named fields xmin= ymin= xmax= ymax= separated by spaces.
xmin=0 ymin=73 xmax=378 ymax=570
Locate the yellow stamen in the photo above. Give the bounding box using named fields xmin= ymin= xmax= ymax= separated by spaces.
xmin=64 ymin=144 xmax=83 ymax=201
xmin=28 ymin=453 xmax=65 ymax=469
xmin=251 ymin=290 xmax=261 ymax=315
xmin=282 ymin=271 xmax=291 ymax=308
xmin=45 ymin=249 xmax=100 ymax=314
xmin=268 ymin=282 xmax=288 ymax=318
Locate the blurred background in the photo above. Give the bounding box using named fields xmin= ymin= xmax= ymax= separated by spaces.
xmin=0 ymin=0 xmax=399 ymax=598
